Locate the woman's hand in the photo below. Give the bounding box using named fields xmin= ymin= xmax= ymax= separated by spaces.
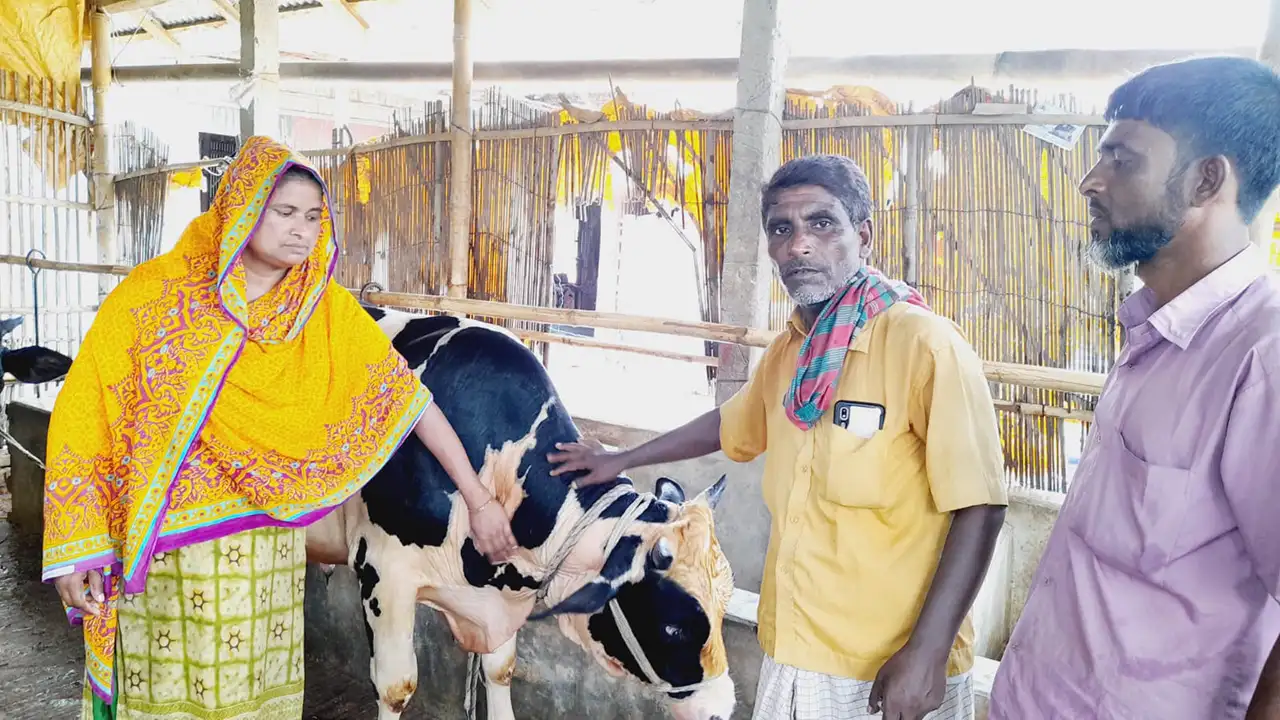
xmin=53 ymin=569 xmax=106 ymax=617
xmin=546 ymin=441 xmax=627 ymax=486
xmin=412 ymin=404 xmax=517 ymax=562
xmin=468 ymin=498 xmax=518 ymax=563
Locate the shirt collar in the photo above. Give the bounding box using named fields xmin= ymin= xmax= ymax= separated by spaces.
xmin=1117 ymin=245 xmax=1267 ymax=350
xmin=786 ymin=308 xmax=875 ymax=353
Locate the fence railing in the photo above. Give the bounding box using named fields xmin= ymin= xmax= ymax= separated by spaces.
xmin=0 ymin=253 xmax=1106 ymax=405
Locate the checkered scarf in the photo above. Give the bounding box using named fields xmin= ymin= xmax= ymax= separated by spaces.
xmin=783 ymin=266 xmax=930 ymax=430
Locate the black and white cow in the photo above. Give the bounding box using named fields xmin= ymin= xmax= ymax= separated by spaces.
xmin=307 ymin=308 xmax=736 ymax=720
xmin=0 ymin=316 xmax=73 ymax=389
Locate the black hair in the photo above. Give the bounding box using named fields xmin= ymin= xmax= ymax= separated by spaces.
xmin=761 ymin=154 xmax=872 ymax=227
xmin=1105 ymin=56 xmax=1280 ymax=223
xmin=279 ymin=164 xmax=323 ymax=189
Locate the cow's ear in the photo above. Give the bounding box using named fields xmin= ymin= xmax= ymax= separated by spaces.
xmin=529 ymin=579 xmax=620 ymax=620
xmin=1 ymin=346 xmax=72 ymax=384
xmin=696 ymin=475 xmax=728 ymax=511
xmin=530 ymin=535 xmax=645 ymax=619
xmin=655 ymin=477 xmax=685 ymax=504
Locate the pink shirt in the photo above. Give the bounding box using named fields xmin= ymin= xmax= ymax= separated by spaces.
xmin=990 ymin=247 xmax=1280 ymax=719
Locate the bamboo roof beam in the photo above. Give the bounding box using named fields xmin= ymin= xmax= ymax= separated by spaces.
xmin=99 ymin=0 xmax=172 ymax=12
xmin=138 ymin=14 xmax=186 ymax=56
xmin=210 ymin=0 xmax=240 ymax=27
xmin=318 ymin=0 xmax=370 ymax=30
xmin=84 ymin=47 xmax=1256 ymax=85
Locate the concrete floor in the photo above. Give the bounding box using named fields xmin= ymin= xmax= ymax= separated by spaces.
xmin=0 ymin=520 xmax=85 ymax=720
xmin=0 ymin=518 xmax=388 ymax=720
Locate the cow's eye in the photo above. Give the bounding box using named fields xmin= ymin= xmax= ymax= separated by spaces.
xmin=663 ymin=624 xmax=682 ymax=639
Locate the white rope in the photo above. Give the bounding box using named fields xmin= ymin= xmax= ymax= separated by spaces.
xmin=1 ymin=426 xmax=44 ymax=470
xmin=464 ymin=483 xmax=632 ymax=720
xmin=598 ymin=494 xmax=712 ymax=696
xmin=463 ymin=483 xmax=711 ymax=718
xmin=535 ymin=484 xmax=633 ymax=605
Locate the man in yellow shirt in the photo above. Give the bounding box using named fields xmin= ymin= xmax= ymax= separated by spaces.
xmin=549 ymin=154 xmax=1008 ymax=720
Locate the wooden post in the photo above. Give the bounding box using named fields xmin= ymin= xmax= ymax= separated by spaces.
xmin=902 ymin=127 xmax=921 ymax=286
xmin=1252 ymin=0 xmax=1280 ymax=255
xmin=446 ymin=0 xmax=474 ymax=299
xmin=715 ymin=0 xmax=786 ymax=405
xmin=90 ymin=5 xmax=116 ymax=301
xmin=239 ymin=0 xmax=281 ymax=140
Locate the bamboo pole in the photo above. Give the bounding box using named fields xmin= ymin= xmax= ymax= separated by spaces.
xmin=0 ymin=255 xmax=1108 ymax=396
xmin=902 ymin=126 xmax=921 ymax=286
xmin=446 ymin=0 xmax=474 ymax=300
xmin=363 ymin=289 xmax=778 ymax=347
xmin=85 ymin=47 xmax=1256 ymax=85
xmin=514 ymin=330 xmax=719 ymax=366
xmin=0 ymin=99 xmax=91 ymax=127
xmin=239 ymin=0 xmax=281 ymax=140
xmin=90 ymin=5 xmax=116 ymax=303
xmin=109 ymin=112 xmax=1111 ymax=183
xmin=992 ymin=400 xmax=1094 ymax=422
xmin=0 ymin=254 xmax=131 ymax=277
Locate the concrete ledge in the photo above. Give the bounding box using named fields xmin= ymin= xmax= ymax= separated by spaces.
xmin=727 ymin=587 xmax=759 ymax=628
xmin=1007 ymin=485 xmax=1067 ymax=512
xmin=4 ymin=401 xmax=50 ymax=538
xmin=974 ymin=656 xmax=998 ymax=720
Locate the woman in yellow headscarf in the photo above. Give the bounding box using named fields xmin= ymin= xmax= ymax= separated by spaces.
xmin=41 ymin=136 xmax=517 ymax=720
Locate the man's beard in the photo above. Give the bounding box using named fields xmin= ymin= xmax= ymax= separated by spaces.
xmin=780 ymin=260 xmax=861 ymax=307
xmin=1087 ymin=178 xmax=1187 ymax=272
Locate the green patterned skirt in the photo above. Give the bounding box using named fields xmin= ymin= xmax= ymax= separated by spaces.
xmin=84 ymin=526 xmax=308 ymax=720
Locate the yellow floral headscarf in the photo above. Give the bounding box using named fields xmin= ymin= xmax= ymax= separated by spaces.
xmin=41 ymin=136 xmax=432 ymax=704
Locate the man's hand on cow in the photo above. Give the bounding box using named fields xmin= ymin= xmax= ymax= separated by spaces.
xmin=53 ymin=569 xmax=106 ymax=617
xmin=546 ymin=441 xmax=626 ymax=486
xmin=469 ymin=498 xmax=518 ymax=563
xmin=867 ymin=641 xmax=947 ymax=720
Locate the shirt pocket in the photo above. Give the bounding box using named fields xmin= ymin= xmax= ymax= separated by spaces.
xmin=1066 ymin=429 xmax=1196 ymax=575
xmin=817 ymin=412 xmax=890 ymax=509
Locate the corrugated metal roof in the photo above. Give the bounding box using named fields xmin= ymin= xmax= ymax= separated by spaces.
xmin=110 ymin=0 xmax=328 ymax=35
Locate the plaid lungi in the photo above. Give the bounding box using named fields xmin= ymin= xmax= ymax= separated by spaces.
xmin=753 ymin=654 xmax=974 ymax=720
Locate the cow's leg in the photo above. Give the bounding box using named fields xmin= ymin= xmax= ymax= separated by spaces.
xmin=355 ymin=538 xmax=420 ymax=720
xmin=480 ymin=633 xmax=518 ymax=720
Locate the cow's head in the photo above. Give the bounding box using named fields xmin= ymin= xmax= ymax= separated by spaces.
xmin=0 ymin=317 xmax=73 ymax=390
xmin=537 ymin=475 xmax=735 ymax=720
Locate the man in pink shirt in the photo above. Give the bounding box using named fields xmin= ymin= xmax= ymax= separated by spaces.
xmin=989 ymin=56 xmax=1280 ymax=719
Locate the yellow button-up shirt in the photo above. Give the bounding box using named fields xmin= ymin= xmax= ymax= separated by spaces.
xmin=720 ymin=303 xmax=1007 ymax=681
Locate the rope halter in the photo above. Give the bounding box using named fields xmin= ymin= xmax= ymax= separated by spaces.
xmin=463 ymin=484 xmax=719 ymax=718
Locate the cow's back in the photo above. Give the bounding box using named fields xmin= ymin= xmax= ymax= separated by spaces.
xmin=361 ymin=309 xmax=582 ymax=555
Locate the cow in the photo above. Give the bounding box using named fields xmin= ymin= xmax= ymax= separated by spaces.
xmin=0 ymin=316 xmax=73 ymax=389
xmin=306 ymin=307 xmax=737 ymax=720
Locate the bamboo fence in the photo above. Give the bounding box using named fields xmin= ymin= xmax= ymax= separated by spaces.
xmin=0 ymin=71 xmax=95 ymax=381
xmin=114 ymin=121 xmax=170 ymax=267
xmin=0 ymin=252 xmax=1105 ymax=399
xmin=1 ymin=80 xmax=1122 ymax=492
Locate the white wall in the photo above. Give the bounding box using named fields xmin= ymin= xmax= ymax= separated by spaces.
xmin=972 ymin=486 xmax=1065 ymax=659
